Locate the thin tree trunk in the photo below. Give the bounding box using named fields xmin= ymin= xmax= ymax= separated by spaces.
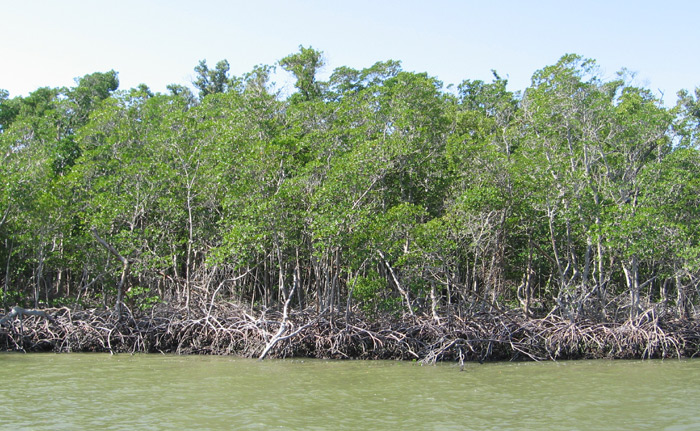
xmin=517 ymin=241 xmax=533 ymax=318
xmin=3 ymin=240 xmax=12 ymax=314
xmin=34 ymin=248 xmax=44 ymax=309
xmin=622 ymin=255 xmax=640 ymax=319
xmin=472 ymin=251 xmax=479 ymax=296
xmin=676 ymin=271 xmax=690 ymax=320
xmin=330 ymin=248 xmax=340 ymax=314
xmin=548 ymin=207 xmax=565 ymax=287
xmin=378 ymin=250 xmax=414 ymax=317
xmin=0 ymin=205 xmax=9 ymax=232
xmin=295 ymin=248 xmax=304 ymax=309
xmin=429 ymin=280 xmax=440 ymax=322
xmin=596 ymin=221 xmax=605 ymax=310
xmin=91 ymin=228 xmax=130 ymax=320
xmin=185 ymin=186 xmax=194 ymax=313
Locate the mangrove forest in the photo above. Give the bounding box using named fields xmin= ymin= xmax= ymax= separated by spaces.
xmin=1 ymin=47 xmax=700 ymax=361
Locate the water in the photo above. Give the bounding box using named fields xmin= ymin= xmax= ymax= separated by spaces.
xmin=0 ymin=354 xmax=698 ymax=430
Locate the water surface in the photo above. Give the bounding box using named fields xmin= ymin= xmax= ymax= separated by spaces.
xmin=0 ymin=354 xmax=698 ymax=430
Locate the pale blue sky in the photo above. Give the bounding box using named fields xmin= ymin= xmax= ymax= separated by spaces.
xmin=1 ymin=0 xmax=698 ymax=105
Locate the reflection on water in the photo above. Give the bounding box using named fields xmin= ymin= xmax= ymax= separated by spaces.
xmin=0 ymin=353 xmax=698 ymax=430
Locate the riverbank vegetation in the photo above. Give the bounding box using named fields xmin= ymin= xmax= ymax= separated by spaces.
xmin=3 ymin=303 xmax=698 ymax=362
xmin=1 ymin=48 xmax=700 ymax=360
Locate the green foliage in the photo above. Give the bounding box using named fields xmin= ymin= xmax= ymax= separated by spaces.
xmin=193 ymin=59 xmax=235 ymax=99
xmin=69 ymin=70 xmax=119 ymax=125
xmin=350 ymin=271 xmax=401 ymax=315
xmin=675 ymin=87 xmax=700 ymax=148
xmin=1 ymin=50 xmax=697 ymax=321
xmin=125 ymin=285 xmax=162 ymax=311
xmin=280 ymin=45 xmax=325 ymax=102
xmin=0 ymin=89 xmax=21 ymax=131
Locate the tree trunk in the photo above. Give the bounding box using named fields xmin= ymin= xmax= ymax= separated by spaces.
xmin=185 ymin=187 xmax=194 ymax=313
xmin=34 ymin=248 xmax=45 ymax=309
xmin=676 ymin=271 xmax=692 ymax=320
xmin=622 ymin=255 xmax=640 ymax=319
xmin=90 ymin=228 xmax=130 ymax=320
xmin=378 ymin=250 xmax=414 ymax=317
xmin=429 ymin=279 xmax=440 ymax=322
xmin=517 ymin=242 xmax=533 ymax=318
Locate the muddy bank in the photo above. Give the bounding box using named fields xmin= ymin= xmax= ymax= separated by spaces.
xmin=1 ymin=303 xmax=699 ymax=363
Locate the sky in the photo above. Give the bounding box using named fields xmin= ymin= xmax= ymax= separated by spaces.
xmin=1 ymin=0 xmax=698 ymax=106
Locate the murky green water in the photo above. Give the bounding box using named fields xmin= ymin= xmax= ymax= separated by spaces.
xmin=0 ymin=354 xmax=698 ymax=430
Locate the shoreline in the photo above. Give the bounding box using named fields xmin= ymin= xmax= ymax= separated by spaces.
xmin=2 ymin=303 xmax=698 ymax=363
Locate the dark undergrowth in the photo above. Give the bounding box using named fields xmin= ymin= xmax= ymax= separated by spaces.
xmin=1 ymin=302 xmax=699 ymax=363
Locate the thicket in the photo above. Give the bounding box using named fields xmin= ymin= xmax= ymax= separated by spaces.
xmin=2 ymin=48 xmax=700 ymax=328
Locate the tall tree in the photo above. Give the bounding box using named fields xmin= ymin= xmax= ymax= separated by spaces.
xmin=69 ymin=70 xmax=119 ymax=126
xmin=193 ymin=59 xmax=234 ymax=99
xmin=280 ymin=46 xmax=325 ymax=102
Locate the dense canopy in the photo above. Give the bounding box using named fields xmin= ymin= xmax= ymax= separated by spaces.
xmin=2 ymin=48 xmax=699 ymax=324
